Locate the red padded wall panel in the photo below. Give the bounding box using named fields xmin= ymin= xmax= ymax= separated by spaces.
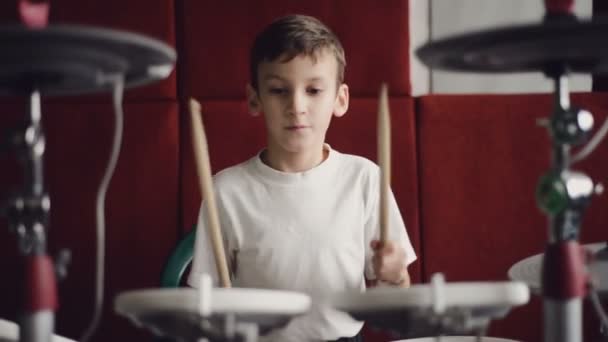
xmin=0 ymin=0 xmax=177 ymax=101
xmin=593 ymin=0 xmax=608 ymax=91
xmin=0 ymin=101 xmax=27 ymax=332
xmin=0 ymin=101 xmax=180 ymax=341
xmin=417 ymin=92 xmax=608 ymax=342
xmin=180 ymin=97 xmax=421 ymax=284
xmin=179 ymin=1 xmax=411 ymax=99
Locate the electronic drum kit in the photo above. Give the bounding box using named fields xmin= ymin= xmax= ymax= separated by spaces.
xmin=2 ymin=0 xmax=608 ymax=341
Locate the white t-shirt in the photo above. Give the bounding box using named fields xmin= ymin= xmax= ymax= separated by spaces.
xmin=188 ymin=145 xmax=417 ymax=341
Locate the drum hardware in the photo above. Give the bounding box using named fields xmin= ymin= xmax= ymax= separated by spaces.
xmin=585 ymin=245 xmax=608 ymax=340
xmin=390 ymin=337 xmax=521 ymax=342
xmin=509 ymin=242 xmax=608 ymax=339
xmin=417 ymin=0 xmax=608 ymax=340
xmin=114 ymin=274 xmax=311 ymax=342
xmin=0 ymin=318 xmax=75 ymax=342
xmin=508 ymin=242 xmax=608 ymax=294
xmin=0 ymin=1 xmax=176 ymax=341
xmin=8 ymin=0 xmax=608 ymax=340
xmin=193 ymin=275 xmax=259 ymax=342
xmin=2 ymin=89 xmax=59 ymax=342
xmin=330 ymin=273 xmax=529 ymax=339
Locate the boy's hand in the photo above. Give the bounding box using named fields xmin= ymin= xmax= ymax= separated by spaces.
xmin=371 ymin=240 xmax=410 ymax=287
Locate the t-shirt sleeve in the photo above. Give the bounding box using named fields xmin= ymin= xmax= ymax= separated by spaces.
xmin=187 ymin=197 xmax=234 ymax=288
xmin=364 ymin=166 xmax=417 ymax=280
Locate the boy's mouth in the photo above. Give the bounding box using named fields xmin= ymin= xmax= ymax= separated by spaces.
xmin=285 ymin=125 xmax=309 ymax=130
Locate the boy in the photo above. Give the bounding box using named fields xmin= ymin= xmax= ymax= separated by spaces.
xmin=188 ymin=14 xmax=416 ymax=342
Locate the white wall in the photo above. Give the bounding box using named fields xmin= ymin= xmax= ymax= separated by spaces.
xmin=410 ymin=0 xmax=593 ymax=95
xmin=409 ymin=0 xmax=430 ymax=96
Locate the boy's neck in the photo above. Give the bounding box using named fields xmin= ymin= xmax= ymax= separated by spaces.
xmin=262 ymin=144 xmax=329 ymax=173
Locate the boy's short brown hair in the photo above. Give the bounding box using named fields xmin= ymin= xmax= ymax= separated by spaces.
xmin=249 ymin=14 xmax=346 ymax=90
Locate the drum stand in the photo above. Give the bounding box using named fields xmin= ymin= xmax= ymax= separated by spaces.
xmin=426 ymin=274 xmax=491 ymax=339
xmin=416 ymin=0 xmax=608 ymax=339
xmin=536 ymin=68 xmax=599 ymax=342
xmin=196 ymin=275 xmax=260 ymax=342
xmin=4 ymin=90 xmax=59 ymax=342
xmin=0 ymin=3 xmax=175 ymax=339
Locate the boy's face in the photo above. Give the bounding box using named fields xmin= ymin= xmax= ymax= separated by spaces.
xmin=247 ymin=49 xmax=349 ymax=156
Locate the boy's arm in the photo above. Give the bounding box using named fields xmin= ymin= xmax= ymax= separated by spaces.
xmin=386 ymin=266 xmax=411 ymax=288
xmin=364 ymin=168 xmax=417 ymax=285
xmin=370 ymin=239 xmax=412 ymax=287
xmin=397 ymin=268 xmax=411 ymax=288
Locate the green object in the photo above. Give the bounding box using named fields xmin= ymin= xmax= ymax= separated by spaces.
xmin=160 ymin=227 xmax=196 ymax=288
xmin=536 ymin=173 xmax=568 ymax=216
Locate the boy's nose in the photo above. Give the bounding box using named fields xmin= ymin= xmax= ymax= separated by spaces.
xmin=287 ymin=92 xmax=306 ymax=115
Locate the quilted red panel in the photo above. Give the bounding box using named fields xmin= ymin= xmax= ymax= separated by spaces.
xmin=0 ymin=0 xmax=177 ymax=101
xmin=593 ymin=0 xmax=608 ymax=91
xmin=417 ymin=92 xmax=608 ymax=342
xmin=0 ymin=100 xmax=179 ymax=342
xmin=179 ymin=0 xmax=411 ymax=99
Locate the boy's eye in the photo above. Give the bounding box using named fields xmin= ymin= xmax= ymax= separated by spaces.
xmin=307 ymin=88 xmax=322 ymax=95
xmin=269 ymin=87 xmax=287 ymax=95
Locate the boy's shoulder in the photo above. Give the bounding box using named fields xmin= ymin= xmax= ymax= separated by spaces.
xmin=332 ymin=150 xmax=381 ymax=187
xmin=334 ymin=150 xmax=379 ymax=173
xmin=212 ymin=156 xmax=257 ymax=189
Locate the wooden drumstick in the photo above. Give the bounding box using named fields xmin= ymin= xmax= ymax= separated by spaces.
xmin=189 ymin=98 xmax=232 ymax=288
xmin=378 ymin=83 xmax=391 ymax=243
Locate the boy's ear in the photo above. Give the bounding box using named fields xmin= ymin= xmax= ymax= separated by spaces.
xmin=333 ymin=83 xmax=349 ymax=118
xmin=246 ymin=84 xmax=261 ymax=116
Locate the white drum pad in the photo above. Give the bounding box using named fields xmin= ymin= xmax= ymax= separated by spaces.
xmin=391 ymin=336 xmax=521 ymax=342
xmin=115 ymin=288 xmax=310 ymax=341
xmin=508 ymin=242 xmax=607 ymax=293
xmin=330 ymin=281 xmax=529 ymax=338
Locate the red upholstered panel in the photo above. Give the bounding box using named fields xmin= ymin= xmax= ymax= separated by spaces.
xmin=593 ymin=1 xmax=608 ymax=91
xmin=0 ymin=101 xmax=25 ymax=327
xmin=417 ymin=92 xmax=608 ymax=342
xmin=180 ymin=97 xmax=420 ymax=280
xmin=0 ymin=100 xmax=179 ymax=342
xmin=179 ymin=0 xmax=411 ymax=99
xmin=0 ymin=0 xmax=177 ymax=101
